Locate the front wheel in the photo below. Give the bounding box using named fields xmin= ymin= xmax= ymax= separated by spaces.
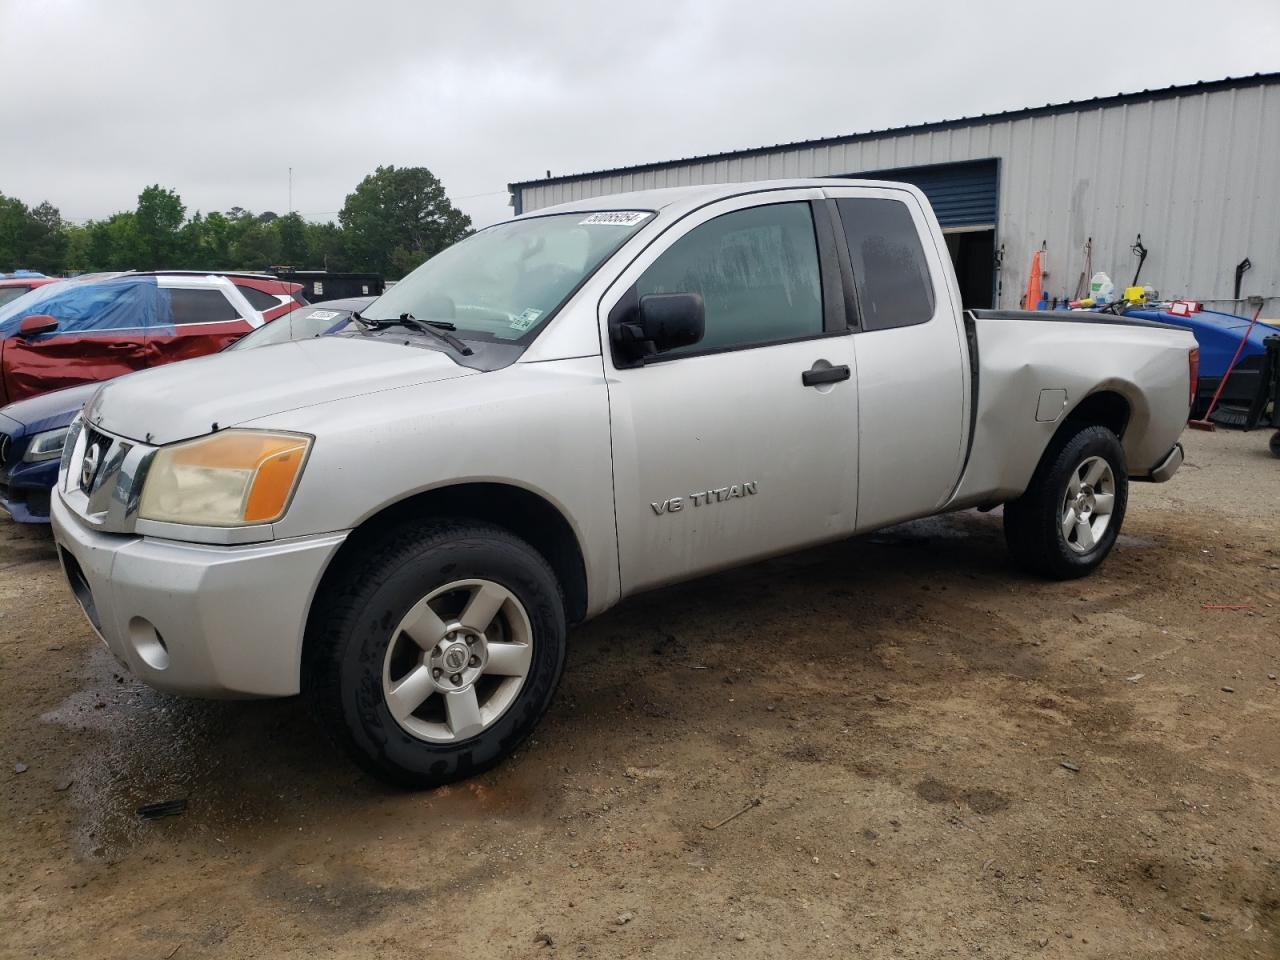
xmin=1270 ymin=430 xmax=1280 ymax=459
xmin=305 ymin=520 xmax=567 ymax=788
xmin=1003 ymin=425 xmax=1129 ymax=579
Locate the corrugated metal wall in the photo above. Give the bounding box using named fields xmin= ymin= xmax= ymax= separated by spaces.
xmin=515 ymin=82 xmax=1280 ymax=313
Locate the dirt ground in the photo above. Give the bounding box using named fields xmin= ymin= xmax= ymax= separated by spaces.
xmin=2 ymin=428 xmax=1278 ymax=959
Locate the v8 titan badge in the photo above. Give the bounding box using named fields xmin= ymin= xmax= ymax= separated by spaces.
xmin=651 ymin=481 xmax=758 ymax=515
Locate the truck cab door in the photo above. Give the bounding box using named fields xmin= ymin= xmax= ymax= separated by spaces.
xmin=601 ymin=190 xmax=859 ymax=595
xmin=822 ymin=186 xmax=970 ymax=531
xmin=148 ymin=278 xmax=257 ymax=365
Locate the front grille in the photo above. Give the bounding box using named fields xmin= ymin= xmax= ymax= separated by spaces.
xmin=78 ymin=427 xmax=113 ymax=494
xmin=61 ymin=420 xmax=146 ymax=532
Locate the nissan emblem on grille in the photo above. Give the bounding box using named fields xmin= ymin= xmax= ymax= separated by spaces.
xmin=0 ymin=433 xmax=10 ymax=465
xmin=80 ymin=441 xmax=103 ymax=492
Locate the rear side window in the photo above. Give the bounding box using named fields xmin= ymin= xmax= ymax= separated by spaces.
xmin=835 ymin=198 xmax=936 ymax=331
xmin=168 ymin=288 xmax=241 ymax=325
xmin=635 ymin=202 xmax=823 ymax=356
xmin=235 ymin=284 xmax=282 ymax=312
xmin=0 ymin=287 xmax=32 ymax=308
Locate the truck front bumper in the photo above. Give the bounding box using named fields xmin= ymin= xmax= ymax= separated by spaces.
xmin=51 ymin=492 xmax=347 ymax=698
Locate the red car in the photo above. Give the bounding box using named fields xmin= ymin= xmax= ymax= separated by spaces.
xmin=0 ymin=271 xmax=305 ymax=404
xmin=0 ymin=274 xmax=58 ymax=309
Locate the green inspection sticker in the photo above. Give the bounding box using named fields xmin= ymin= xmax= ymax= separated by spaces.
xmin=510 ymin=307 xmax=544 ymax=332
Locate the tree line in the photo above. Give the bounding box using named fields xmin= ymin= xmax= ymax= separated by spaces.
xmin=0 ymin=165 xmax=473 ymax=280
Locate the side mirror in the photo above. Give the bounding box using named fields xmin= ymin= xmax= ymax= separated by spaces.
xmin=611 ymin=292 xmax=704 ymax=364
xmin=18 ymin=314 xmax=58 ymax=338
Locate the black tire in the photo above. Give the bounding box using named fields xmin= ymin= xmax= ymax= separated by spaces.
xmin=304 ymin=519 xmax=567 ymax=788
xmin=1270 ymin=431 xmax=1280 ymax=459
xmin=1003 ymin=425 xmax=1129 ymax=580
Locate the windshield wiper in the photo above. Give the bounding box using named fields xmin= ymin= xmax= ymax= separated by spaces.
xmin=355 ymin=311 xmax=473 ymax=356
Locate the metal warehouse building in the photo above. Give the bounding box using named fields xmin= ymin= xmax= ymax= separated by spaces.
xmin=509 ymin=73 xmax=1280 ymax=314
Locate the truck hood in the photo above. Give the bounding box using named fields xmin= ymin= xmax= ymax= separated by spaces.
xmin=86 ymin=337 xmax=478 ymax=445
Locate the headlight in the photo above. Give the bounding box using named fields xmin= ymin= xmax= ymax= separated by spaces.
xmin=23 ymin=425 xmax=72 ymax=462
xmin=138 ymin=430 xmax=312 ymax=526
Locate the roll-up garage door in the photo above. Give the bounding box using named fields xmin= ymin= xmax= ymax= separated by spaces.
xmin=843 ymin=159 xmax=998 ymax=231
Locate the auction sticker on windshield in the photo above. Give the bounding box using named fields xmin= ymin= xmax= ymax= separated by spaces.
xmin=510 ymin=307 xmax=544 ymax=332
xmin=306 ymin=310 xmax=340 ymax=321
xmin=579 ymin=211 xmax=650 ymax=226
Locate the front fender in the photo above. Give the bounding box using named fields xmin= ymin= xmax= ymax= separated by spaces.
xmin=261 ymin=356 xmax=620 ymax=617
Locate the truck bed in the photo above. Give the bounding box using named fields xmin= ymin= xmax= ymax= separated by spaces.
xmin=945 ymin=309 xmax=1196 ymax=510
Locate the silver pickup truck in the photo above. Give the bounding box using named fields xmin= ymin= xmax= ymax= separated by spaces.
xmin=51 ymin=180 xmax=1196 ymax=786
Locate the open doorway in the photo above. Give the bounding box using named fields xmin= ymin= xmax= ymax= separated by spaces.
xmin=944 ymin=228 xmax=996 ymax=308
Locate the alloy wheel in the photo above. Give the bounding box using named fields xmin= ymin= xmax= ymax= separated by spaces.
xmin=381 ymin=579 xmax=533 ymax=743
xmin=1060 ymin=455 xmax=1116 ymax=554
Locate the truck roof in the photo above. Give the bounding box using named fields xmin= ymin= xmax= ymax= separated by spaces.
xmin=521 ymin=178 xmax=927 ymax=221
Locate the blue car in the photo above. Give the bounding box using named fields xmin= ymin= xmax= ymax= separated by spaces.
xmin=0 ymin=382 xmax=96 ymax=522
xmin=1126 ymin=307 xmax=1276 ymax=417
xmin=0 ymin=297 xmax=368 ymax=523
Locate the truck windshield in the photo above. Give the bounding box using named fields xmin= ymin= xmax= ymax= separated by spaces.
xmin=361 ymin=211 xmax=652 ymax=342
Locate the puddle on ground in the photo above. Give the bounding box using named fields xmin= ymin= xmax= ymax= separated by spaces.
xmin=40 ymin=645 xmax=558 ymax=861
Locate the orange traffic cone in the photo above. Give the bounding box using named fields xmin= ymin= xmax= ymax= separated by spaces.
xmin=1024 ymin=250 xmax=1042 ymax=310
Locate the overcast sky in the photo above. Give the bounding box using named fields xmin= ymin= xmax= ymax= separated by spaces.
xmin=3 ymin=0 xmax=1277 ymax=230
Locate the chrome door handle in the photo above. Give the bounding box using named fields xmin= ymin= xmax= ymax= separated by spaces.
xmin=802 ymin=363 xmax=851 ymax=387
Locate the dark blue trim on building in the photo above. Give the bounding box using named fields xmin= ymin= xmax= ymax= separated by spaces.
xmin=839 ymin=158 xmax=998 ymax=229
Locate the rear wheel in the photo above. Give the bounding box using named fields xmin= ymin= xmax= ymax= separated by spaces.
xmin=1270 ymin=431 xmax=1280 ymax=459
xmin=305 ymin=520 xmax=567 ymax=788
xmin=1003 ymin=425 xmax=1129 ymax=579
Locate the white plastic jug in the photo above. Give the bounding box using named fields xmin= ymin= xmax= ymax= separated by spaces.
xmin=1089 ymin=271 xmax=1115 ymax=305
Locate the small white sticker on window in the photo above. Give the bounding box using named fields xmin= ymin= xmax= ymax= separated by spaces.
xmin=579 ymin=211 xmax=650 ymax=226
xmin=510 ymin=308 xmax=544 ymax=332
xmin=306 ymin=310 xmax=340 ymax=321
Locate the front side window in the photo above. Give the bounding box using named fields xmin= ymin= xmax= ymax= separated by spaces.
xmin=168 ymin=288 xmax=241 ymax=325
xmin=0 ymin=276 xmax=162 ymax=336
xmin=365 ymin=211 xmax=652 ymax=342
xmin=835 ymin=197 xmax=935 ymax=331
xmin=635 ymin=202 xmax=823 ymax=357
